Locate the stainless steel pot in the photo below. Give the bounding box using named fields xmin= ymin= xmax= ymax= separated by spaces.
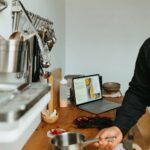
xmin=0 ymin=39 xmax=27 ymax=73
xmin=51 ymin=132 xmax=99 ymax=150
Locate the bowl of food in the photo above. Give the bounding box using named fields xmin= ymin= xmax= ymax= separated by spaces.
xmin=85 ymin=78 xmax=91 ymax=87
xmin=47 ymin=128 xmax=67 ymax=138
xmin=103 ymin=82 xmax=120 ymax=93
xmin=41 ymin=109 xmax=58 ymax=124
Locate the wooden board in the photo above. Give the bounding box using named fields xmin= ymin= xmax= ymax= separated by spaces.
xmin=48 ymin=68 xmax=62 ymax=112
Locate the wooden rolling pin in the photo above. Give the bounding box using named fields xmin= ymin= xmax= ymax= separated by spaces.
xmin=48 ymin=68 xmax=62 ymax=113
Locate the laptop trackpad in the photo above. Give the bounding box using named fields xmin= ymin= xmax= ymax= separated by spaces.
xmin=78 ymin=100 xmax=121 ymax=114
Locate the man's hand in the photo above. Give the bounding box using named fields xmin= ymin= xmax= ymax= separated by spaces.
xmin=94 ymin=126 xmax=123 ymax=150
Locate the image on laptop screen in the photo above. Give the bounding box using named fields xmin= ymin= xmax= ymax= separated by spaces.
xmin=73 ymin=74 xmax=102 ymax=105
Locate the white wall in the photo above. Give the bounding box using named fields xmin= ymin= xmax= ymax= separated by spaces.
xmin=0 ymin=0 xmax=65 ymax=82
xmin=0 ymin=0 xmax=12 ymax=37
xmin=65 ymin=0 xmax=150 ymax=94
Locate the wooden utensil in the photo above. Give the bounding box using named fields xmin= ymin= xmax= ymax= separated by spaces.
xmin=48 ymin=68 xmax=62 ymax=113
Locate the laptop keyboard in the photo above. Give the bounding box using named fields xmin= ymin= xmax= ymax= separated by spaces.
xmin=78 ymin=99 xmax=121 ymax=114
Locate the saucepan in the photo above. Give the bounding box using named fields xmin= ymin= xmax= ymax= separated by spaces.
xmin=0 ymin=38 xmax=27 ymax=73
xmin=51 ymin=132 xmax=99 ymax=150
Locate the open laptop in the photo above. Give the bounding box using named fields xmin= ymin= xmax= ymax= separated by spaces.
xmin=72 ymin=74 xmax=121 ymax=114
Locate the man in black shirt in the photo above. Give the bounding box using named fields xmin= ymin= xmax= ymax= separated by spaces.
xmin=95 ymin=38 xmax=150 ymax=149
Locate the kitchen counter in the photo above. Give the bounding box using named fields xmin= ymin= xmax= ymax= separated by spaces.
xmin=0 ymin=82 xmax=50 ymax=150
xmin=23 ymin=96 xmax=149 ymax=150
xmin=23 ymin=97 xmax=123 ymax=150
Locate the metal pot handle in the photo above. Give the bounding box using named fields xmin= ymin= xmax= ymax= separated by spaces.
xmin=82 ymin=136 xmax=116 ymax=147
xmin=82 ymin=138 xmax=99 ymax=147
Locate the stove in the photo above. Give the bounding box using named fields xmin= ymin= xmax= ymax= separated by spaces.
xmin=0 ymin=82 xmax=50 ymax=122
xmin=0 ymin=82 xmax=50 ymax=150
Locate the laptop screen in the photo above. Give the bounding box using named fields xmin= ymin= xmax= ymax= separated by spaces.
xmin=73 ymin=74 xmax=102 ymax=105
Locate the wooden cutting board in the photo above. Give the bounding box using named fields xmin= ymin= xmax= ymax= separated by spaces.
xmin=48 ymin=68 xmax=62 ymax=112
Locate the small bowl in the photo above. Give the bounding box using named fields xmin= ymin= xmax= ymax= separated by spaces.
xmin=42 ymin=109 xmax=58 ymax=124
xmin=103 ymin=82 xmax=120 ymax=93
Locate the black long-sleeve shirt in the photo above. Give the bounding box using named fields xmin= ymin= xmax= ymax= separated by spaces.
xmin=114 ymin=38 xmax=150 ymax=136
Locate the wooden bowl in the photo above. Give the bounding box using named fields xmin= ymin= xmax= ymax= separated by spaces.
xmin=103 ymin=82 xmax=120 ymax=93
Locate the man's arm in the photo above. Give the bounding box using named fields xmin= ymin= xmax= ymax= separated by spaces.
xmin=114 ymin=38 xmax=150 ymax=136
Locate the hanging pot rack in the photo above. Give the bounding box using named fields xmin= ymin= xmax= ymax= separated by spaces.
xmin=11 ymin=0 xmax=56 ymax=82
xmin=12 ymin=0 xmax=55 ymax=37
